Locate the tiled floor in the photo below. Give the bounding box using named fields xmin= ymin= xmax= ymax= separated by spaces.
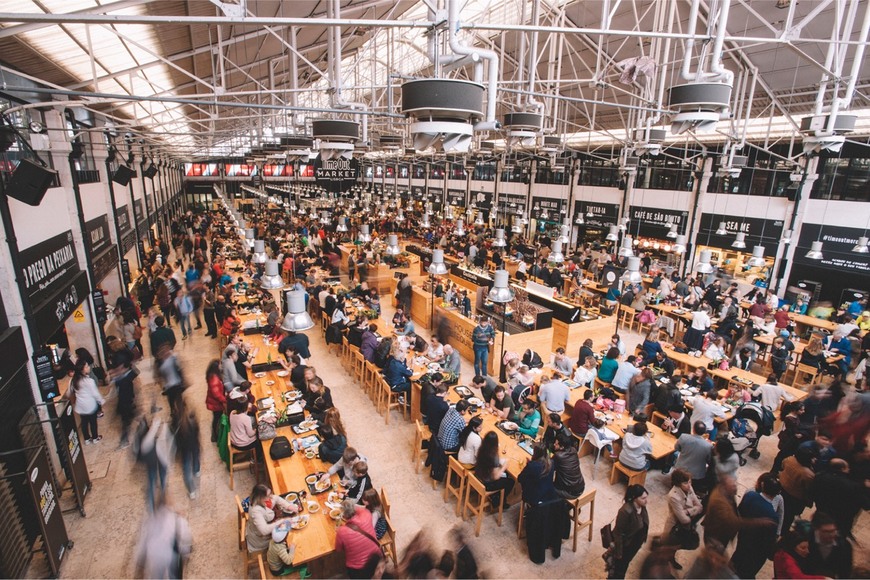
xmin=49 ymin=278 xmax=868 ymax=579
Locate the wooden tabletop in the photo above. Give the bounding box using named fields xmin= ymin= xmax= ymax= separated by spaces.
xmin=445 ymin=388 xmax=533 ymax=478
xmin=250 ymin=366 xmax=342 ymax=566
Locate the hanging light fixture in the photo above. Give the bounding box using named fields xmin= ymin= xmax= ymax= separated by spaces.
xmin=385 ymin=234 xmax=401 ymax=255
xmin=396 ymin=209 xmax=405 ymax=222
xmin=511 ymin=216 xmax=523 ymax=234
xmin=715 ymin=221 xmax=728 ymax=235
xmin=746 ymin=246 xmax=767 ymax=267
xmin=557 ymin=224 xmax=571 ymax=244
xmin=358 ymin=224 xmax=372 ymax=243
xmin=673 ymin=234 xmax=687 ymax=254
xmin=320 ymin=211 xmax=330 ymax=224
xmin=666 ymin=224 xmax=679 ymax=239
xmin=336 ymin=217 xmax=348 ymax=233
xmin=520 ymin=216 xmax=529 ymax=225
xmin=280 ymin=290 xmax=315 ymax=332
xmin=454 ymin=219 xmax=465 ymax=236
xmin=695 ymin=249 xmax=714 ymax=273
xmin=618 ymin=236 xmax=634 ymax=258
xmin=805 ymin=241 xmax=824 ymax=260
xmin=474 ymin=212 xmax=485 ymax=226
xmin=260 ymin=260 xmax=285 ymax=289
xmin=429 ymin=249 xmax=449 ymax=275
xmin=549 ymin=240 xmax=565 ymax=263
xmin=605 ymin=225 xmax=619 ymax=241
xmin=781 ymin=229 xmax=793 ymax=244
xmin=618 ymin=216 xmax=629 ymax=232
xmin=540 ymin=209 xmax=550 ymax=220
xmin=487 ymin=270 xmax=515 ymax=303
xmin=852 ymin=236 xmax=869 ymax=253
xmin=252 ymin=240 xmax=268 ymax=264
xmin=492 ymin=228 xmax=507 ymax=247
xmin=445 ymin=205 xmax=455 ymax=220
xmin=621 ymin=256 xmax=643 ymax=283
xmin=245 ymin=228 xmax=255 ymax=249
xmin=421 ymin=213 xmax=432 ymax=228
xmin=575 ymin=212 xmax=585 ymax=225
xmin=732 ymin=232 xmax=747 ymax=249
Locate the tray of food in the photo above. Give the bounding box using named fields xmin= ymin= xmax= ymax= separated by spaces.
xmin=497 ymin=421 xmax=519 ymax=436
xmin=467 ymin=397 xmax=483 ymax=407
xmin=305 ymin=472 xmax=332 ymax=495
xmin=292 ymin=418 xmax=319 ymax=434
xmin=297 ymin=434 xmax=321 ymax=449
xmin=453 ymin=386 xmax=473 ymax=398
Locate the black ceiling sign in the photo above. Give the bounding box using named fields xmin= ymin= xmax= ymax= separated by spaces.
xmin=19 ymin=231 xmax=81 ymax=307
xmin=84 ymin=215 xmax=111 ymax=257
xmin=313 ymin=154 xmax=360 ymax=193
xmin=698 ymin=213 xmax=784 ymax=252
xmin=531 ymin=196 xmax=564 ymax=221
xmin=115 ymin=205 xmax=131 ymax=234
xmin=629 ymin=205 xmax=689 ymax=239
xmin=469 ymin=190 xmax=493 ymax=210
xmin=446 ymin=188 xmax=466 ymax=206
xmin=574 ymin=200 xmax=620 ymax=226
xmin=793 ymin=223 xmax=870 ymax=274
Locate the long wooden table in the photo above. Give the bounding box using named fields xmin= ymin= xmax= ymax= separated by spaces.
xmin=247 ymin=353 xmax=343 ymax=567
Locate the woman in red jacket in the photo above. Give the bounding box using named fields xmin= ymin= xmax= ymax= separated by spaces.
xmin=220 ymin=308 xmax=240 ymax=337
xmin=774 ymin=530 xmax=825 ymax=579
xmin=205 ymin=359 xmax=226 ymax=443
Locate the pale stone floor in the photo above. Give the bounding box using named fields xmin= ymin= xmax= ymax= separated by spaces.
xmin=40 ymin=280 xmax=869 ymax=579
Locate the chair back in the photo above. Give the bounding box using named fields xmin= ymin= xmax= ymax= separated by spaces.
xmin=379 ymin=487 xmax=391 ymax=519
xmin=585 ymin=428 xmax=604 ymax=449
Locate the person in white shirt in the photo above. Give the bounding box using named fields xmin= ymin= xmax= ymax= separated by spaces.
xmin=750 ymin=373 xmax=794 ymax=413
xmin=611 ymin=356 xmax=642 ymax=393
xmin=426 ymin=336 xmax=445 ymax=363
xmin=332 ymin=304 xmax=350 ymax=326
xmin=517 ymin=261 xmax=528 ymax=276
xmin=704 ymin=336 xmax=728 ymax=361
xmin=657 ymin=276 xmax=673 ymax=300
xmin=318 ymin=287 xmax=330 ymax=308
xmin=573 ymin=356 xmax=597 ymax=387
xmin=457 ymin=416 xmax=483 ymax=466
xmin=689 ymin=391 xmax=726 ymax=436
xmin=552 ymin=348 xmax=574 ymax=375
xmin=538 ymin=373 xmax=571 ymax=415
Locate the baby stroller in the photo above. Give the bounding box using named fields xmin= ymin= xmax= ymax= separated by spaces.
xmin=728 ymin=402 xmax=775 ymax=464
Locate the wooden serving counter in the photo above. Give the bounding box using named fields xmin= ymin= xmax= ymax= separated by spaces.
xmin=432 ymin=304 xmax=495 ymax=375
xmin=551 ymin=315 xmax=616 ymax=353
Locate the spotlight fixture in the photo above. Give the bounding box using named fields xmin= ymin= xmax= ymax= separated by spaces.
xmin=805 ymin=241 xmax=824 ymax=260
xmin=746 ymin=246 xmax=767 ymax=267
xmin=732 ymin=232 xmax=747 ymax=249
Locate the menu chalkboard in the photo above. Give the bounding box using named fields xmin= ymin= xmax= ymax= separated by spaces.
xmin=33 ymin=349 xmax=59 ymax=403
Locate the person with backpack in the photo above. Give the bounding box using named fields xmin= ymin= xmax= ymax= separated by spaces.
xmin=174 ymin=288 xmax=195 ymax=340
xmin=156 ymin=343 xmax=186 ymax=421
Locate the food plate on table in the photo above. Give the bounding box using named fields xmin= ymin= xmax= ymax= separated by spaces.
xmin=305 ymin=473 xmax=331 ymax=495
xmin=427 ymin=363 xmax=442 ymax=373
xmin=276 ymin=370 xmax=289 ymax=377
xmin=499 ymin=421 xmax=519 ymax=434
xmin=305 ymin=474 xmax=319 ymax=486
xmin=297 ymin=435 xmax=320 ymax=449
xmin=255 ymin=372 xmax=267 ymax=378
xmin=680 ymin=389 xmax=693 ymax=397
xmin=329 ymin=508 xmax=343 ymax=521
xmin=467 ymin=397 xmax=483 ymax=407
xmin=265 ymin=380 xmax=275 ymax=386
xmin=284 ymin=390 xmax=302 ymax=402
xmin=292 ymin=419 xmax=319 ymax=434
xmin=453 ymin=386 xmax=473 ymax=398
xmin=290 ymin=515 xmax=310 ymax=530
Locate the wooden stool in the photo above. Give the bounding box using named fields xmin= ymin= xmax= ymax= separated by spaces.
xmin=444 ymin=456 xmax=468 ymax=516
xmin=378 ymin=488 xmax=398 ymax=568
xmin=228 ymin=433 xmax=258 ymax=490
xmin=350 ymin=346 xmax=365 ymax=381
xmin=462 ymin=473 xmax=504 ymax=537
xmin=320 ymin=311 xmax=329 ymax=337
xmin=413 ymin=420 xmax=431 ymax=474
xmin=363 ymin=361 xmax=379 ymax=401
xmin=379 ymin=377 xmax=406 ymax=425
xmin=567 ymin=489 xmax=596 ymax=552
xmin=609 ymin=461 xmax=647 ymax=487
xmin=792 ymin=363 xmax=820 ymax=389
xmin=517 ymin=501 xmax=530 ymax=539
xmin=239 ymin=518 xmax=263 ymax=576
xmin=618 ymin=306 xmax=636 ymax=332
xmin=235 ymin=495 xmax=247 ymax=551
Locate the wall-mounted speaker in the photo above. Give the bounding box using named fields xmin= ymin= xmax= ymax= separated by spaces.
xmin=143 ymin=164 xmax=158 ymax=179
xmin=6 ymin=158 xmax=57 ymax=206
xmin=112 ymin=165 xmax=133 ymax=186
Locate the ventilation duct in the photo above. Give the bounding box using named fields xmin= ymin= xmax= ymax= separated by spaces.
xmin=402 ymin=79 xmax=484 ymax=154
xmin=502 ymin=112 xmax=543 ymax=149
xmin=312 ymin=119 xmax=359 ymax=161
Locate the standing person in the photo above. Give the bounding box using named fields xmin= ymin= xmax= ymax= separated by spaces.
xmin=156 ymin=344 xmax=186 ymax=421
xmin=805 ymin=511 xmax=853 ymax=579
xmin=347 ymin=250 xmax=356 ymax=284
xmin=149 ymin=315 xmax=177 ymax=358
xmin=674 ymin=422 xmax=714 ymax=493
xmin=71 ymin=358 xmax=105 ymax=444
xmin=730 ymin=475 xmax=781 ymax=579
xmin=779 ymin=445 xmax=817 ymax=533
xmin=106 ymin=336 xmax=137 ymax=448
xmin=662 ymin=469 xmax=703 ymax=571
xmin=175 ymin=404 xmax=201 ymax=499
xmin=134 ymin=493 xmax=193 ymax=579
xmin=204 ymin=360 xmax=226 ymax=443
xmin=174 ymin=288 xmax=194 ymax=340
xmin=138 ymin=416 xmax=172 ymax=512
xmin=202 ymin=286 xmax=217 ymax=339
xmin=471 ymin=317 xmax=496 ymax=377
xmin=606 ymin=485 xmax=650 ymax=579
xmin=552 ymin=432 xmax=585 ymax=500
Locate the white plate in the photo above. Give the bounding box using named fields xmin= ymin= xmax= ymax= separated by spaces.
xmin=255 ymin=372 xmax=267 ymax=378
xmin=276 ymin=371 xmax=289 ymax=377
xmin=265 ymin=380 xmax=275 ymax=386
xmin=502 ymin=421 xmax=519 ymax=431
xmin=468 ymin=397 xmax=482 ymax=406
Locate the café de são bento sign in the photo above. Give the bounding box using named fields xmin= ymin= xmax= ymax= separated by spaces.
xmin=313 ymin=154 xmax=360 ymax=193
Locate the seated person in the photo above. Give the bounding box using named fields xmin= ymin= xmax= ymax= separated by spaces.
xmin=654 ymin=351 xmax=676 ymax=378
xmin=472 ymin=374 xmax=499 ymax=403
xmin=424 ymin=381 xmax=450 ymax=435
xmin=552 ymin=348 xmax=574 ymax=375
xmin=619 ymin=421 xmax=653 ymax=472
xmin=426 ymin=336 xmax=445 ymax=363
xmin=441 ymin=344 xmax=461 ymax=375
xmin=344 ymin=461 xmax=374 ymax=505
xmin=229 ymin=398 xmax=258 ymax=451
xmin=516 ymin=399 xmax=542 ymax=437
xmin=573 ymin=356 xmax=598 ymax=388
xmin=587 ymin=417 xmax=618 ymax=455
xmin=611 ymin=356 xmax=642 ymax=394
xmin=384 ymin=343 xmax=413 ymax=395
xmin=301 ymin=377 xmax=333 ymax=422
xmin=541 ymin=413 xmax=573 ymax=453
xmin=488 ymin=385 xmax=516 ymax=420
xmin=687 ymin=367 xmax=715 ymax=394
xmin=552 ymin=432 xmax=585 ymax=499
xmin=457 ymin=416 xmax=483 ymax=467
xmin=567 ymin=389 xmax=597 ymax=437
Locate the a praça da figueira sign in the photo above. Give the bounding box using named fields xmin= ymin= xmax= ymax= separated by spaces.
xmin=313 ymin=154 xmax=360 ymax=193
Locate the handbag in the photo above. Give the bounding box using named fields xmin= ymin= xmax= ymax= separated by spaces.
xmin=600 ymin=518 xmax=616 ymax=549
xmin=269 ymin=436 xmax=294 ymax=460
xmin=669 ymin=523 xmax=700 ymax=550
xmin=258 ymin=417 xmax=277 ymax=440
